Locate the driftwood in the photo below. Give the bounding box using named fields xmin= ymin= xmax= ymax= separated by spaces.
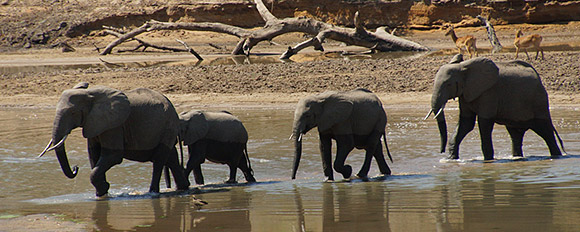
xmin=100 ymin=0 xmax=429 ymax=58
xmin=103 ymin=27 xmax=202 ymax=59
xmin=477 ymin=15 xmax=503 ymax=54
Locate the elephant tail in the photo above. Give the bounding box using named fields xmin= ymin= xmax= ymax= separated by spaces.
xmin=554 ymin=128 xmax=567 ymax=155
xmin=244 ymin=144 xmax=254 ymax=176
xmin=383 ymin=133 xmax=393 ymax=163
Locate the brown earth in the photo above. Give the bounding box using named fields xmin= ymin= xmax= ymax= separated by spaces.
xmin=1 ymin=22 xmax=580 ymax=108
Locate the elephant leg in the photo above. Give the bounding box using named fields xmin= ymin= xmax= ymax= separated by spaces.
xmin=238 ymin=152 xmax=256 ymax=183
xmin=319 ymin=133 xmax=334 ymax=181
xmin=448 ymin=115 xmax=476 ymax=159
xmin=186 ymin=143 xmax=206 ymax=185
xmin=150 ymin=159 xmax=165 ymax=193
xmin=357 ymin=149 xmax=373 ymax=179
xmin=334 ymin=135 xmax=355 ymax=179
xmin=226 ymin=163 xmax=238 ymax=184
xmin=87 ymin=138 xmax=101 ymax=169
xmin=357 ymin=131 xmax=382 ymax=178
xmin=478 ymin=117 xmax=495 ymax=160
xmin=372 ymin=142 xmax=391 ymax=176
xmin=90 ymin=148 xmax=123 ymax=197
xmin=506 ymin=126 xmax=526 ymax=157
xmin=165 ymin=146 xmax=190 ymax=190
xmin=531 ymin=120 xmax=562 ymax=157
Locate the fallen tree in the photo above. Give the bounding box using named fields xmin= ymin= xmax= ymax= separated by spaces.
xmin=100 ymin=0 xmax=429 ymax=58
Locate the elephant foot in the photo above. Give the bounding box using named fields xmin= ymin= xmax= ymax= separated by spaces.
xmin=177 ymin=184 xmax=190 ymax=191
xmin=96 ymin=193 xmax=111 ymax=200
xmin=246 ymin=176 xmax=257 ymax=183
xmin=354 ymin=175 xmax=370 ymax=182
xmin=340 ymin=165 xmax=352 ymax=179
xmin=550 ymin=154 xmax=563 ymax=159
xmin=446 ymin=153 xmax=459 ymax=160
xmin=324 ymin=177 xmax=334 ymax=183
xmin=95 ymin=182 xmax=110 ymax=197
xmin=225 ymin=179 xmax=238 ymax=184
xmin=483 ymin=155 xmax=495 ymax=161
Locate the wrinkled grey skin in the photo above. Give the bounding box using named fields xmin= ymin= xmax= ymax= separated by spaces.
xmin=179 ymin=110 xmax=256 ymax=185
xmin=40 ymin=83 xmax=190 ymax=197
xmin=291 ymin=88 xmax=393 ymax=181
xmin=429 ymin=54 xmax=565 ymax=160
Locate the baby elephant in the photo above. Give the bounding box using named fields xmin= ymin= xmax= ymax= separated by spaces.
xmin=179 ymin=110 xmax=256 ymax=185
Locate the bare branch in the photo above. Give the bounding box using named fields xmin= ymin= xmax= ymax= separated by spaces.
xmin=254 ymin=0 xmax=279 ymax=24
xmin=176 ymin=39 xmax=203 ymax=60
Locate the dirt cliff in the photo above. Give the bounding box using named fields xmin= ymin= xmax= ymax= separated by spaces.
xmin=1 ymin=0 xmax=579 ymax=49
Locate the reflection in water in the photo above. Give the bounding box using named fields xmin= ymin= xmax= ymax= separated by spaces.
xmin=92 ymin=188 xmax=252 ymax=232
xmin=1 ymin=107 xmax=580 ymax=231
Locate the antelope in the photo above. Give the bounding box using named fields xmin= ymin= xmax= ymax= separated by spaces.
xmin=514 ymin=29 xmax=544 ymax=60
xmin=445 ymin=26 xmax=477 ymax=58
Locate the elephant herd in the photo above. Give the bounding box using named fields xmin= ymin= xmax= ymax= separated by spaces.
xmin=38 ymin=54 xmax=566 ymax=197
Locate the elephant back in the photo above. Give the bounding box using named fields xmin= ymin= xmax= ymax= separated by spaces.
xmin=345 ymin=89 xmax=387 ymax=135
xmin=123 ymin=88 xmax=179 ymax=150
xmin=495 ymin=61 xmax=550 ymax=121
xmin=204 ymin=111 xmax=248 ymax=144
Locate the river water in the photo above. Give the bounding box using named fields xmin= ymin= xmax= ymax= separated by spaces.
xmin=1 ymin=104 xmax=580 ymax=231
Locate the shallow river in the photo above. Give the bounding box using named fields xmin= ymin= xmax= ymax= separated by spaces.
xmin=1 ymin=105 xmax=580 ymax=231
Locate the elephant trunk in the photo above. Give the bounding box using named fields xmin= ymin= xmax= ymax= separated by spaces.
xmin=431 ymin=87 xmax=449 ymax=153
xmin=436 ymin=111 xmax=447 ymax=153
xmin=55 ymin=144 xmax=79 ymax=179
xmin=292 ymin=134 xmax=303 ymax=180
xmin=49 ymin=115 xmax=79 ymax=179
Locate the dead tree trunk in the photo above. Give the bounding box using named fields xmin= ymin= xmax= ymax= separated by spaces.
xmin=100 ymin=0 xmax=429 ymax=58
xmin=477 ymin=15 xmax=503 ymax=54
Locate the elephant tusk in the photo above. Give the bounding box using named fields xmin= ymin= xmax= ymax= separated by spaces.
xmin=37 ymin=139 xmax=54 ymax=158
xmin=289 ymin=134 xmax=294 ymax=140
xmin=39 ymin=135 xmax=68 ymax=158
xmin=423 ymin=109 xmax=433 ymax=120
xmin=298 ymin=133 xmax=303 ymax=142
xmin=433 ymin=108 xmax=444 ymax=119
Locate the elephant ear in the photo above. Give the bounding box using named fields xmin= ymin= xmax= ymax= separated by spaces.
xmin=449 ymin=54 xmax=463 ymax=64
xmin=73 ymin=82 xmax=89 ymax=89
xmin=82 ymin=87 xmax=131 ymax=138
xmin=317 ymin=94 xmax=353 ymax=132
xmin=460 ymin=57 xmax=500 ymax=102
xmin=180 ymin=111 xmax=209 ymax=145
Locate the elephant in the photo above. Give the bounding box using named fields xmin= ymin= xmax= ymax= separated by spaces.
xmin=179 ymin=110 xmax=256 ymax=185
xmin=291 ymin=88 xmax=393 ymax=181
xmin=426 ymin=54 xmax=565 ymax=160
xmin=38 ymin=82 xmax=190 ymax=197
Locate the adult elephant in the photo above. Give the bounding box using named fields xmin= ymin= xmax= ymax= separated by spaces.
xmin=427 ymin=54 xmax=565 ymax=160
xmin=38 ymin=82 xmax=190 ymax=197
xmin=179 ymin=110 xmax=256 ymax=185
xmin=291 ymin=88 xmax=393 ymax=181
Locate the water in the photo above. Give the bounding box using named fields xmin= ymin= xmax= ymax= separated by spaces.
xmin=1 ymin=105 xmax=580 ymax=231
